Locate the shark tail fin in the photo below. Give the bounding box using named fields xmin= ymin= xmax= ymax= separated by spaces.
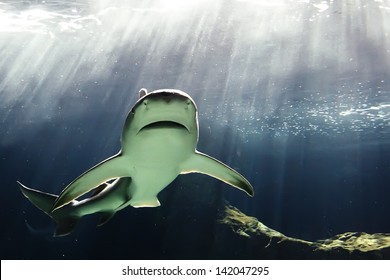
xmin=18 ymin=181 xmax=58 ymax=213
xmin=54 ymin=217 xmax=79 ymax=237
xmin=17 ymin=181 xmax=79 ymax=237
xmin=97 ymin=211 xmax=116 ymax=227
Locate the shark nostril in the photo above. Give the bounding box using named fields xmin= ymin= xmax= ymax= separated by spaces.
xmin=143 ymin=100 xmax=148 ymax=106
xmin=185 ymin=99 xmax=191 ymax=109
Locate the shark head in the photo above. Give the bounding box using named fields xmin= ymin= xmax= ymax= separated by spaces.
xmin=124 ymin=89 xmax=199 ymax=141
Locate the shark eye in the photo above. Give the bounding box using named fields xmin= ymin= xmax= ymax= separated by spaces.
xmin=143 ymin=100 xmax=148 ymax=106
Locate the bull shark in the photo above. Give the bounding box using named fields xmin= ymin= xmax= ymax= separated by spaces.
xmin=19 ymin=88 xmax=253 ymax=236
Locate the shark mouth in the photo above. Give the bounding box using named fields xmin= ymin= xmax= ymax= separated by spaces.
xmin=139 ymin=121 xmax=189 ymax=133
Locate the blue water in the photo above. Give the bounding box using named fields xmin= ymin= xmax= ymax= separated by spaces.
xmin=1 ymin=0 xmax=389 ymax=259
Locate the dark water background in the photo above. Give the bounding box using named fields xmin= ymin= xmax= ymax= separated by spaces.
xmin=1 ymin=0 xmax=389 ymax=259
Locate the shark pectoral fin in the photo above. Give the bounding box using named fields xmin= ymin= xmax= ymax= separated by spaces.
xmin=52 ymin=153 xmax=131 ymax=211
xmin=97 ymin=212 xmax=115 ymax=227
xmin=180 ymin=151 xmax=254 ymax=196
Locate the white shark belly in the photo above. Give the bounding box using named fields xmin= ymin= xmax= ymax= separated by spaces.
xmin=127 ymin=129 xmax=194 ymax=207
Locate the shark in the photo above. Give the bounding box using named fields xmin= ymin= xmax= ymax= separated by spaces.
xmin=19 ymin=88 xmax=254 ymax=236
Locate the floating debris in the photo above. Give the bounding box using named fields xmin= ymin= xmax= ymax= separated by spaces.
xmin=221 ymin=204 xmax=390 ymax=253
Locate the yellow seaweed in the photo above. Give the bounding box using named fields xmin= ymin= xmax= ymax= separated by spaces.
xmin=221 ymin=204 xmax=390 ymax=252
